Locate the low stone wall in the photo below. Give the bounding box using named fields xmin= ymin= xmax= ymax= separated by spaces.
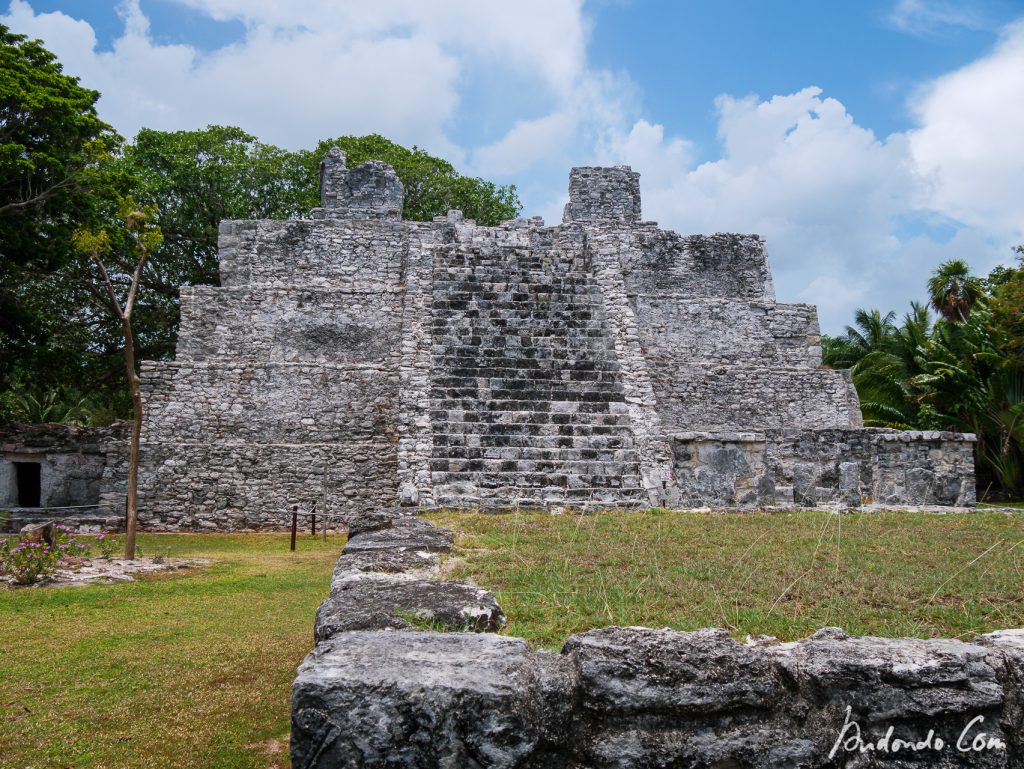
xmin=671 ymin=428 xmax=977 ymax=507
xmin=136 ymin=442 xmax=397 ymax=529
xmin=292 ymin=516 xmax=1024 ymax=768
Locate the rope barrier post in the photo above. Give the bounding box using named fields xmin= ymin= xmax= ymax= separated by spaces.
xmin=290 ymin=505 xmax=298 ymax=552
xmin=322 ymin=466 xmax=329 ymax=542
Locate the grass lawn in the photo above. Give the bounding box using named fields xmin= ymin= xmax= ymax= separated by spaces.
xmin=0 ymin=532 xmax=340 ymax=769
xmin=429 ymin=509 xmax=1024 ymax=650
xmin=4 ymin=510 xmax=1024 ymax=766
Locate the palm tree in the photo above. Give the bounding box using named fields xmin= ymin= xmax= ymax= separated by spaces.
xmin=822 ymin=309 xmax=898 ymax=369
xmin=848 ymin=306 xmax=930 ymax=429
xmin=927 ymin=259 xmax=984 ymax=323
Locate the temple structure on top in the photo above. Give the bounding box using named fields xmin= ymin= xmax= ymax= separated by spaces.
xmin=126 ymin=150 xmax=975 ymax=529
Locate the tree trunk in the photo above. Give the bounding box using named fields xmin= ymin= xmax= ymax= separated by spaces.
xmin=123 ymin=316 xmax=141 ymax=560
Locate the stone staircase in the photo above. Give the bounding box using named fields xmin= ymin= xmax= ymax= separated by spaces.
xmin=428 ymin=229 xmax=647 ymax=509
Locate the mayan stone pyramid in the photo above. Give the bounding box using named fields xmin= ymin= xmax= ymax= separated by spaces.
xmin=135 ymin=149 xmax=975 ymax=529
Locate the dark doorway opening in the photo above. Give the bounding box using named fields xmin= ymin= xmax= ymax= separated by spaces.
xmin=15 ymin=462 xmax=41 ymax=507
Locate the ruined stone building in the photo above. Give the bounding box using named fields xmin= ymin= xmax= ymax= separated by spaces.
xmin=0 ymin=423 xmax=127 ymax=532
xmin=118 ymin=149 xmax=974 ymax=529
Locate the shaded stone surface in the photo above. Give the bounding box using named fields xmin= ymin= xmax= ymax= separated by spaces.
xmin=0 ymin=423 xmax=128 ymax=532
xmin=295 ymin=623 xmax=1023 ymax=768
xmin=341 ymin=517 xmax=453 ymax=554
xmin=343 ymin=510 xmax=396 ymax=538
xmin=291 ymin=632 xmax=572 ymax=769
xmin=314 ymin=577 xmax=505 ymax=641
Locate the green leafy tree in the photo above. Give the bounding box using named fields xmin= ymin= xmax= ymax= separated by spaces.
xmin=74 ymin=202 xmax=162 ymax=559
xmin=850 ymin=304 xmax=931 ymax=429
xmin=833 ymin=253 xmax=1024 ymax=499
xmin=118 ymin=126 xmax=313 ymax=292
xmin=0 ymin=25 xmax=120 ymax=403
xmin=989 ymin=247 xmax=1024 ymax=368
xmin=0 ymin=28 xmax=523 ymax=434
xmin=822 ymin=309 xmax=899 ymax=370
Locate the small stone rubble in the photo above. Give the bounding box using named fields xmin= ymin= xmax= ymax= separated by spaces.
xmin=292 ymin=516 xmax=1024 ymax=768
xmin=1 ymin=557 xmax=208 ymax=589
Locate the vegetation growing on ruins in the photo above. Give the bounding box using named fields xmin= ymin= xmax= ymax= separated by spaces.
xmin=823 ymin=251 xmax=1024 ymax=500
xmin=432 ymin=509 xmax=1024 ymax=650
xmin=0 ymin=28 xmax=521 ymax=428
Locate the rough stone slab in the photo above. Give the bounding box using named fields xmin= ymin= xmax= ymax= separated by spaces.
xmin=977 ymin=629 xmax=1024 ymax=761
xmin=291 ymin=631 xmax=572 ymax=769
xmin=341 ymin=519 xmax=453 ymax=554
xmin=314 ymin=576 xmax=505 ymax=641
xmin=329 ymin=550 xmax=441 ymax=588
xmin=294 ymin=623 xmax=1024 ymax=767
xmin=344 ymin=510 xmax=397 ymax=538
xmin=564 ymin=626 xmax=783 ymax=715
xmin=774 ymin=627 xmax=1003 ymax=720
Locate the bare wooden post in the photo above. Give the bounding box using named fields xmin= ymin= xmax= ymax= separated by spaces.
xmin=322 ymin=467 xmax=329 ymax=542
xmin=310 ymin=500 xmax=317 ymax=536
xmin=290 ymin=505 xmax=298 ymax=552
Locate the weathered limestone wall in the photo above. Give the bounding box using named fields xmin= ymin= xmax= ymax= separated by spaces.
xmin=177 ymin=286 xmax=403 ymax=364
xmin=218 ymin=219 xmax=406 ymax=290
xmin=620 ymin=230 xmax=775 ymax=300
xmin=672 ymin=429 xmax=977 ymax=507
xmin=316 ymin=147 xmax=404 ymax=220
xmin=140 ymin=362 xmax=397 ymax=445
xmin=293 ymin=516 xmax=1024 ymax=768
xmin=633 ymin=296 xmax=822 ymax=367
xmin=657 ymin=366 xmax=862 ymax=432
xmin=136 ymin=443 xmax=396 ymax=530
xmin=133 ymin=154 xmax=975 ymax=526
xmin=136 ymin=153 xmax=408 ymax=529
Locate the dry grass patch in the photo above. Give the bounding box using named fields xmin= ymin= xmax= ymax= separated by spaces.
xmin=428 ymin=509 xmax=1024 ymax=650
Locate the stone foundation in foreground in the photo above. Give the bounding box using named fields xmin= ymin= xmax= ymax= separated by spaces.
xmin=292 ymin=516 xmax=1024 ymax=769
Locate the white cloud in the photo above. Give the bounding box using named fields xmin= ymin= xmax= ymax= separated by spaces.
xmin=469 ymin=69 xmax=640 ymax=177
xmin=601 ymin=80 xmax=1018 ymax=332
xmin=888 ymin=0 xmax=991 ymax=35
xmin=471 ymin=112 xmax=578 ymax=176
xmin=907 ymin=19 xmax=1024 ymax=234
xmin=0 ymin=0 xmax=591 ymax=157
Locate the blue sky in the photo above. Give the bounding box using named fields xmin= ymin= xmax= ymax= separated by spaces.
xmin=5 ymin=0 xmax=1023 ymax=331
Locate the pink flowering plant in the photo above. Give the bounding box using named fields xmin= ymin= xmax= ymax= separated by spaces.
xmin=96 ymin=531 xmax=121 ymax=559
xmin=1 ymin=539 xmax=59 ymax=585
xmin=54 ymin=525 xmax=91 ymax=565
xmin=0 ymin=527 xmax=94 ymax=585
